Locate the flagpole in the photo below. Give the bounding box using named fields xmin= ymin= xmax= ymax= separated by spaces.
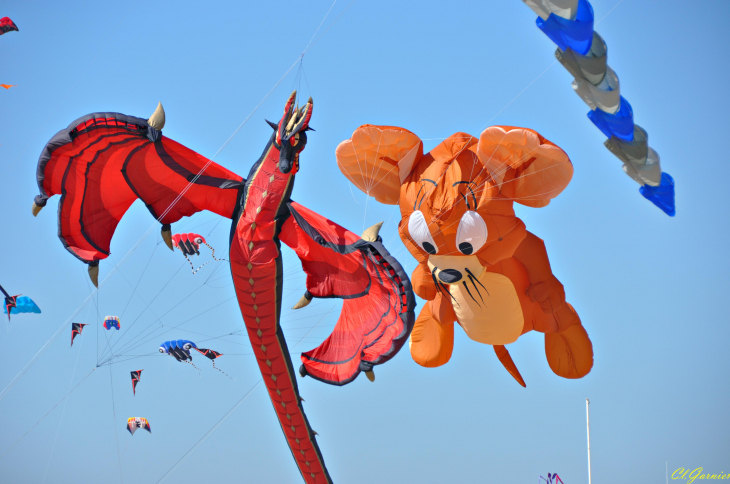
xmin=586 ymin=399 xmax=592 ymax=484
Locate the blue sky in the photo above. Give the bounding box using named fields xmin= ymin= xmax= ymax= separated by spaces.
xmin=1 ymin=0 xmax=728 ymax=482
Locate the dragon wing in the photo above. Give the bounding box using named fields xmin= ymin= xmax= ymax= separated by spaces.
xmin=280 ymin=202 xmax=416 ymax=386
xmin=33 ymin=109 xmax=243 ymax=275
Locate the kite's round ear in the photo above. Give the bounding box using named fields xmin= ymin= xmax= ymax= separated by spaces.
xmin=477 ymin=126 xmax=573 ymax=208
xmin=336 ymin=125 xmax=423 ymax=205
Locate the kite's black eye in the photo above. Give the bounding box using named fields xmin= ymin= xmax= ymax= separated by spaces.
xmin=458 ymin=242 xmax=473 ymax=255
xmin=422 ymin=242 xmax=437 ymax=255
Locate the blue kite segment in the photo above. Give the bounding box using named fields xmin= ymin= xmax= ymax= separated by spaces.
xmin=159 ymin=339 xmax=230 ymax=376
xmin=587 ymin=96 xmax=635 ymax=141
xmin=536 ymin=0 xmax=594 ymax=55
xmin=640 ymin=172 xmax=675 ymax=216
xmin=159 ymin=339 xmax=198 ymax=363
xmin=522 ymin=0 xmax=674 ymax=215
xmin=3 ymin=296 xmax=41 ymax=315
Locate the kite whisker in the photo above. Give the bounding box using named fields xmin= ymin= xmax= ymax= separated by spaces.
xmin=467 ymin=274 xmax=485 ymax=303
xmin=431 ymin=269 xmax=446 ymax=298
xmin=461 ymin=280 xmax=480 ymax=307
xmin=441 ymin=280 xmax=458 ymax=305
xmin=465 ymin=268 xmax=489 ymax=296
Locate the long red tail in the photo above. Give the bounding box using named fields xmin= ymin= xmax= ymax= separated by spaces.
xmin=229 ymin=105 xmax=334 ymax=482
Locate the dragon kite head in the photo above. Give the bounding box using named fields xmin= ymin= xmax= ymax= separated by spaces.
xmin=267 ymin=90 xmax=313 ymax=174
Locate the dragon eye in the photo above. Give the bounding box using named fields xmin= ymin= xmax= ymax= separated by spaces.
xmin=183 ymin=343 xmax=193 ymax=350
xmin=194 ymin=237 xmax=203 ymax=244
xmin=456 ymin=211 xmax=487 ymax=255
xmin=159 ymin=347 xmax=165 ymax=353
xmin=408 ymin=210 xmax=438 ymax=255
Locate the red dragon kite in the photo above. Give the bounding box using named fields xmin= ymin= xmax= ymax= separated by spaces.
xmin=32 ymin=94 xmax=415 ymax=483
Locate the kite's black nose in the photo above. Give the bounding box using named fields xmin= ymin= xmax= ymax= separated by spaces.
xmin=438 ymin=269 xmax=462 ymax=283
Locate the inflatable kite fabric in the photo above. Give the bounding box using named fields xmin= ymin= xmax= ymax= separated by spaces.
xmin=171 ymin=232 xmax=226 ymax=274
xmin=520 ymin=0 xmax=675 ymax=216
xmin=126 ymin=417 xmax=151 ymax=436
xmin=1 ymin=284 xmax=41 ymax=321
xmin=103 ymin=316 xmax=120 ymax=330
xmin=0 ymin=17 xmax=18 ymax=35
xmin=337 ymin=124 xmax=594 ymax=386
xmin=33 ymin=93 xmax=415 ymax=484
xmin=160 ymin=339 xmax=231 ymax=377
xmin=159 ymin=339 xmax=199 ymax=362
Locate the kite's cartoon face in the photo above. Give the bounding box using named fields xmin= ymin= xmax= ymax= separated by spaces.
xmin=398 ymin=134 xmax=531 ymax=284
xmin=397 ymin=140 xmax=533 ymax=343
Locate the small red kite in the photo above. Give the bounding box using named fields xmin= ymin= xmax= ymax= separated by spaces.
xmin=130 ymin=370 xmax=142 ymax=395
xmin=0 ymin=17 xmax=18 ymax=35
xmin=71 ymin=323 xmax=87 ymax=346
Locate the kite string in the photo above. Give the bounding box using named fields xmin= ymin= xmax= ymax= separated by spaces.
xmin=108 ymin=366 xmax=124 ymax=484
xmin=477 ymin=0 xmax=628 ymax=133
xmin=156 ymin=301 xmax=337 ymax=482
xmin=0 ymin=19 xmax=302 ymax=399
xmin=0 ymin=214 xmax=165 ymax=402
xmin=150 ymin=2 xmax=640 ymax=477
xmin=110 ymin=294 xmax=238 ymax=358
xmin=156 ymin=380 xmax=262 ymax=484
xmin=477 ymin=59 xmax=558 ymax=133
xmin=99 ymin=258 xmax=186 ymax=362
xmin=4 ymin=0 xmax=356 ymax=463
xmin=0 ymin=276 xmax=99 ymax=403
xmin=302 ymin=0 xmax=339 ymax=54
xmin=111 ymin=0 xmax=358 ymax=359
xmin=0 ymin=367 xmax=97 ymax=461
xmin=100 ymin=261 xmax=187 ymax=361
xmin=98 ymin=353 xmax=159 ymax=367
xmin=41 ymin=302 xmax=90 ymax=483
xmin=11 ymin=0 xmax=141 ymax=167
xmin=205 ymin=0 xmax=348 ymax=237
xmin=120 ymin=243 xmax=158 ymax=319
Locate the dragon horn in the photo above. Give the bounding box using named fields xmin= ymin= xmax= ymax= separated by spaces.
xmin=88 ymin=262 xmax=99 ymax=288
xmin=292 ymin=291 xmax=313 ymax=310
xmin=161 ymin=224 xmax=173 ymax=251
xmin=361 ymin=222 xmax=383 ymax=242
xmin=148 ymin=102 xmax=165 ymax=130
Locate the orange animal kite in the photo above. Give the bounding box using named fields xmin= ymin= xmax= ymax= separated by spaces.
xmin=337 ymin=125 xmax=593 ymax=385
xmin=1 ymin=85 xmax=16 ymax=89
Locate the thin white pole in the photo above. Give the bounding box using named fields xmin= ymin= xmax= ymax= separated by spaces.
xmin=586 ymin=399 xmax=592 ymax=484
